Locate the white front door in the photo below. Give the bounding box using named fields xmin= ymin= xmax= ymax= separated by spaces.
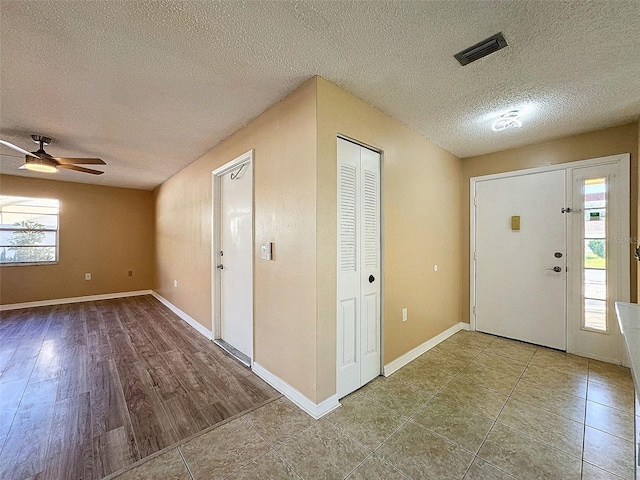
xmin=214 ymin=153 xmax=253 ymax=361
xmin=472 ymin=155 xmax=630 ymax=364
xmin=474 ymin=170 xmax=567 ymax=350
xmin=337 ymin=137 xmax=381 ymax=399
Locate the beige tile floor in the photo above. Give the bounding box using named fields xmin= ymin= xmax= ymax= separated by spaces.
xmin=108 ymin=331 xmax=639 ymax=480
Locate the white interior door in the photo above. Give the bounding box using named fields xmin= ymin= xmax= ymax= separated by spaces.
xmin=474 ymin=170 xmax=567 ymax=350
xmin=216 ymin=156 xmax=253 ymax=360
xmin=337 ymin=137 xmax=381 ymax=399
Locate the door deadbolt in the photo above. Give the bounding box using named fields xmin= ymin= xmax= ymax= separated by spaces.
xmin=369 ymin=275 xmax=375 ymax=283
xmin=554 ymin=252 xmax=563 ymax=258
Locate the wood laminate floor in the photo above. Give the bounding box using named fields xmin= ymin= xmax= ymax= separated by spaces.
xmin=0 ymin=295 xmax=279 ymax=480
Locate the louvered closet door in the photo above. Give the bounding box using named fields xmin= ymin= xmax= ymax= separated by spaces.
xmin=337 ymin=138 xmax=381 ymax=399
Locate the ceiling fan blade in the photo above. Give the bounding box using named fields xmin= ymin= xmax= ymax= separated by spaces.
xmin=0 ymin=140 xmax=39 ymax=158
xmin=57 ymin=164 xmax=104 ymax=175
xmin=54 ymin=157 xmax=106 ymax=165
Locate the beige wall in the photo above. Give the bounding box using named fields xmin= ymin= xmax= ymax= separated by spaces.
xmin=154 ymin=79 xmax=319 ymax=401
xmin=154 ymin=77 xmax=464 ymax=404
xmin=461 ymin=122 xmax=639 ymax=321
xmin=316 ymin=77 xmax=464 ymax=400
xmin=0 ymin=175 xmax=154 ymax=304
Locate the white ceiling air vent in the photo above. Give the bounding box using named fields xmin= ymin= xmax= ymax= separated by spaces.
xmin=454 ymin=32 xmax=508 ymax=66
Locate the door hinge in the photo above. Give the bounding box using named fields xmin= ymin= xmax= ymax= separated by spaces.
xmin=473 ymin=196 xmax=477 ymax=206
xmin=473 ymin=306 xmax=477 ymax=315
xmin=474 ymin=251 xmax=477 ymax=261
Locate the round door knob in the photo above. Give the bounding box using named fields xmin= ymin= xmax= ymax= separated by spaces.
xmin=369 ymin=275 xmax=375 ymax=283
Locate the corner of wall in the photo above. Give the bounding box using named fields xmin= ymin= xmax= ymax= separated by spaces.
xmin=314 ymin=76 xmax=465 ymax=394
xmin=315 ymin=77 xmax=339 ymax=403
xmin=637 ymin=120 xmax=640 ymax=302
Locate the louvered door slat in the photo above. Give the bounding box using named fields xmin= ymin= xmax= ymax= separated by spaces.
xmin=339 ymin=164 xmax=357 ymax=272
xmin=363 ymin=169 xmax=378 ymax=270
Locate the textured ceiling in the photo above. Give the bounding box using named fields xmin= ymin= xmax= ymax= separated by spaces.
xmin=1 ymin=0 xmax=639 ymax=190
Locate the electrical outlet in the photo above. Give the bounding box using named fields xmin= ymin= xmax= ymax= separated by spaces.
xmin=85 ymin=273 xmax=91 ymax=281
xmin=128 ymin=270 xmax=133 ymax=277
xmin=174 ymin=279 xmax=178 ymax=288
xmin=402 ymin=308 xmax=407 ymax=322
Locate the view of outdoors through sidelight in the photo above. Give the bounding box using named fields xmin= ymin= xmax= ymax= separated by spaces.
xmin=583 ymin=177 xmax=607 ymax=332
xmin=0 ymin=196 xmax=59 ymax=265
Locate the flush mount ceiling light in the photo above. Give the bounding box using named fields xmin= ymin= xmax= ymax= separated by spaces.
xmin=492 ymin=110 xmax=522 ymax=131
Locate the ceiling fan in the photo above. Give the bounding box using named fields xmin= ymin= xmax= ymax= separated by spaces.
xmin=0 ymin=134 xmax=106 ymax=175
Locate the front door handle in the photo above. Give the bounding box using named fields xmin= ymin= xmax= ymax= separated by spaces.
xmin=546 ymin=266 xmax=562 ymax=272
xmin=217 ymin=264 xmax=224 ymax=270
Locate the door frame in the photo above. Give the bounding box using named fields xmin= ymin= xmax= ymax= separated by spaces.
xmin=336 ymin=134 xmax=385 ymax=398
xmin=470 ymin=153 xmax=630 ymax=358
xmin=211 ymin=149 xmax=255 ymax=363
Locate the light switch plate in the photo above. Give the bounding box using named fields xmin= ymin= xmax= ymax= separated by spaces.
xmin=261 ymin=242 xmax=273 ymax=260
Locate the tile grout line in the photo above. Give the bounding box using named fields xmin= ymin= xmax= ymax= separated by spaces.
xmin=479 ymin=347 xmax=594 ymax=427
xmin=177 ymin=446 xmax=196 ymax=480
xmin=430 ymin=334 xmax=613 ymax=477
xmin=366 ymin=334 xmax=626 ymax=479
xmin=186 ymin=332 xmax=632 ymax=480
xmin=581 ymin=366 xmax=589 ymax=480
xmin=478 ymin=347 xmax=587 ymax=472
xmin=240 ymin=412 xmax=309 ymax=479
xmin=429 ymin=334 xmax=543 ymax=478
xmin=367 ymin=335 xmax=503 ymax=478
xmin=460 ymin=338 xmax=529 ymax=479
xmin=319 ymin=383 xmax=428 ymax=478
xmin=582 ymin=362 xmax=636 ymax=479
xmin=322 ymin=402 xmax=410 ymax=477
xmin=480 ymin=342 xmax=629 ymax=479
xmin=583 ymin=422 xmax=636 ymax=442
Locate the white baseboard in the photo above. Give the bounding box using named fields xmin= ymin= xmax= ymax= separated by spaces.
xmin=252 ymin=362 xmax=340 ymax=419
xmin=383 ymin=322 xmax=470 ymax=376
xmin=0 ymin=290 xmax=152 ymax=311
xmin=150 ymin=291 xmax=213 ymax=340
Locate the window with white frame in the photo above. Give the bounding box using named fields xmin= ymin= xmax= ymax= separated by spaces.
xmin=0 ymin=195 xmax=59 ymax=265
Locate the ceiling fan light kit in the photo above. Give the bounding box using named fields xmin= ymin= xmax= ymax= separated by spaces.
xmin=20 ymin=157 xmax=58 ymax=173
xmin=0 ymin=134 xmax=106 ymax=175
